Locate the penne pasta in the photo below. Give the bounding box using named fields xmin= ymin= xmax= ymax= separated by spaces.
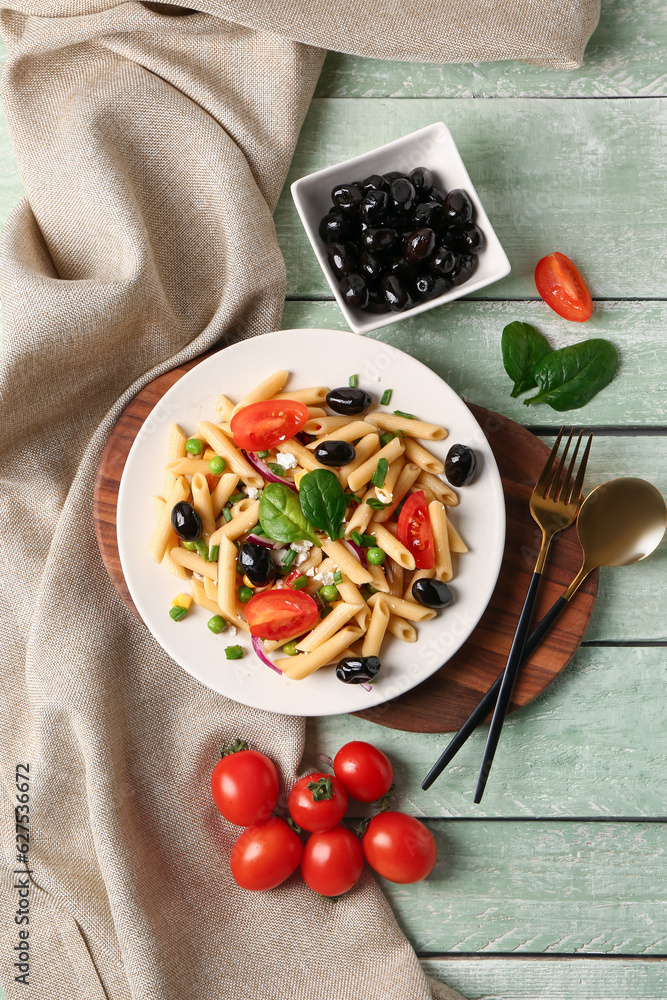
xmin=231 ymin=370 xmax=289 ymax=417
xmin=191 ymin=473 xmax=216 ymax=538
xmin=429 ymin=500 xmax=453 ymax=582
xmin=362 ymin=595 xmax=390 ymax=657
xmin=217 ymin=535 xmax=239 ymax=618
xmin=216 ymin=394 xmax=235 ymax=422
xmin=365 ymin=412 xmax=448 ymax=440
xmin=371 ymin=462 xmax=421 ymax=523
xmin=305 ymin=420 xmax=377 ymax=450
xmin=149 ymin=477 xmax=190 ymax=563
xmin=387 ymin=560 xmax=404 ymax=597
xmin=403 ymin=437 xmax=445 ymax=474
xmin=210 ymin=499 xmax=260 ymax=544
xmin=169 ymin=546 xmax=217 ymax=580
xmin=368 ymin=522 xmax=416 ymax=571
xmin=307 ymin=407 xmax=328 ymax=419
xmin=321 ymin=539 xmax=373 ymax=586
xmin=153 ymin=497 xmax=187 ymax=580
xmin=339 ymin=434 xmax=380 ymax=490
xmin=367 ymin=592 xmax=437 ymax=622
xmin=347 ymin=436 xmax=405 ymax=494
xmin=387 ymin=615 xmax=417 ymax=643
xmin=416 ymin=471 xmax=458 ymax=506
xmin=296 ymin=601 xmax=364 ymax=652
xmin=164 ymin=424 xmax=187 ymax=497
xmin=344 ymin=488 xmax=376 ymax=536
xmin=275 ymin=626 xmax=364 ymax=680
xmin=447 ymin=516 xmax=468 ymax=554
xmin=197 ymin=421 xmax=263 ymax=488
xmin=164 ymin=458 xmax=210 ymax=476
xmin=403 ymin=567 xmax=435 ymax=600
xmin=337 ymin=579 xmax=371 ymax=630
xmin=368 ymin=562 xmax=390 ymax=592
xmin=303 ymin=415 xmax=354 ymax=435
xmin=210 ymin=472 xmax=239 ymax=518
xmin=274 ymin=387 xmax=328 ymax=406
xmin=276 ymin=439 xmax=331 ymax=473
xmin=191 ymin=578 xmax=224 ymax=615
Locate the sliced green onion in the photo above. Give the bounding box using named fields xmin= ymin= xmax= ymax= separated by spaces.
xmin=208 ymin=544 xmax=219 ymax=562
xmin=350 ymin=529 xmax=363 ymax=548
xmin=222 ymin=508 xmax=232 ymax=523
xmin=207 ymin=615 xmax=226 ymax=634
xmin=360 ymin=534 xmax=375 ymax=547
xmin=348 ymin=373 xmax=358 ymax=388
xmin=348 ymin=494 xmax=362 ymax=506
xmin=257 ymin=450 xmax=270 ymax=459
xmin=229 ymin=492 xmax=246 ymax=504
xmin=372 ymin=457 xmax=389 ymax=488
xmin=181 ymin=540 xmax=197 ymax=551
xmin=225 ymin=645 xmax=243 ymax=659
xmin=379 ymin=432 xmax=396 ymax=447
xmin=393 ymin=409 xmax=415 ymax=420
xmin=381 ymin=388 xmax=392 ymax=406
xmin=169 ymin=606 xmax=188 ymax=622
xmin=366 ymin=498 xmax=391 ymax=510
xmin=194 ymin=539 xmax=209 ymax=561
xmin=281 ymin=548 xmax=297 ymax=568
xmin=320 ymin=605 xmax=333 ymax=619
xmin=267 ymin=463 xmax=285 ymax=476
xmin=291 ymin=575 xmax=308 ymax=591
xmin=333 ymin=570 xmax=343 ymax=585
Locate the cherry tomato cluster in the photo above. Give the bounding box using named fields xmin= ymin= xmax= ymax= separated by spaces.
xmin=211 ymin=739 xmax=437 ymax=896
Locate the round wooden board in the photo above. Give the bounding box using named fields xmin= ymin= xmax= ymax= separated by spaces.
xmin=94 ymin=360 xmax=598 ymax=734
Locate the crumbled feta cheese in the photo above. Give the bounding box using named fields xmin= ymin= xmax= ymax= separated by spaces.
xmin=227 ymin=625 xmax=237 ymax=638
xmin=376 ymin=488 xmax=392 ymax=505
xmin=289 ymin=539 xmax=313 ymax=566
xmin=305 ymin=566 xmax=317 ymax=577
xmin=275 ymin=451 xmax=297 ymax=470
xmin=314 ymin=570 xmax=335 ymax=585
xmin=243 ymin=486 xmax=259 ymax=500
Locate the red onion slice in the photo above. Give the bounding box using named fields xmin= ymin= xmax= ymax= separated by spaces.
xmin=246 ymin=533 xmax=283 ymax=550
xmin=360 ymin=681 xmax=372 ymax=692
xmin=343 ymin=538 xmax=367 ymax=568
xmin=251 ymin=635 xmax=283 ymax=674
xmin=244 ymin=451 xmax=298 ymax=490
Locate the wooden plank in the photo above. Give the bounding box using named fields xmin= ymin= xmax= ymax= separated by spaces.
xmin=421 ymin=957 xmax=667 ymax=999
xmin=306 ymin=648 xmax=667 ymax=819
xmin=380 ymin=820 xmax=666 ymax=954
xmin=316 ymin=0 xmax=667 ymax=99
xmin=275 ymin=98 xmax=667 ymax=300
xmin=281 ymin=299 xmax=667 ymax=428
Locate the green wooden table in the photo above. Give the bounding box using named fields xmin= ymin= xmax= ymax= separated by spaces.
xmin=2 ymin=3 xmax=665 ymax=997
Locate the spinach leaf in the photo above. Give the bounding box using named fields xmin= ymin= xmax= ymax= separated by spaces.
xmin=524 ymin=339 xmax=618 ymax=411
xmin=501 ymin=322 xmax=552 ymax=397
xmin=259 ymin=483 xmax=321 ymax=546
xmin=298 ymin=469 xmax=347 ymax=540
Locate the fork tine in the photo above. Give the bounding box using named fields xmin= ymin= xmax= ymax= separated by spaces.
xmin=560 ymin=429 xmax=584 ymax=504
xmin=571 ymin=434 xmax=593 ymax=504
xmin=535 ymin=426 xmax=564 ymax=495
xmin=547 ymin=428 xmax=574 ymax=500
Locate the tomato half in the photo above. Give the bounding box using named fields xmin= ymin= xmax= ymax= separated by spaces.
xmin=230 ymin=816 xmax=303 ymax=891
xmin=396 ymin=491 xmax=435 ymax=569
xmin=245 ymin=589 xmax=319 ymax=642
xmin=333 ymin=741 xmax=394 ymax=803
xmin=288 ymin=773 xmax=348 ymax=833
xmin=211 ymin=747 xmax=279 ymax=826
xmin=534 ymin=252 xmax=593 ymax=322
xmin=230 ymin=399 xmax=309 ymax=452
xmin=301 ymin=825 xmax=364 ymax=897
xmin=362 ymin=811 xmax=437 ymax=884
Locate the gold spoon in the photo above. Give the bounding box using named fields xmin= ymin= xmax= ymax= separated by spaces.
xmin=422 ymin=477 xmax=666 ymax=791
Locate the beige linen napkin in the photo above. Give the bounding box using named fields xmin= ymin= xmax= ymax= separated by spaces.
xmin=0 ymin=2 xmax=598 ymax=998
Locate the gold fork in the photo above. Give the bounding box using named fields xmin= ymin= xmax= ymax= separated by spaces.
xmin=473 ymin=427 xmax=593 ymax=803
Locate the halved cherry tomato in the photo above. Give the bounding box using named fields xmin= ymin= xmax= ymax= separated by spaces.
xmin=230 ymin=399 xmax=309 ymax=452
xmin=534 ymin=252 xmax=593 ymax=322
xmin=230 ymin=816 xmax=303 ymax=891
xmin=397 ymin=491 xmax=435 ymax=569
xmin=245 ymin=589 xmax=319 ymax=642
xmin=301 ymin=825 xmax=364 ymax=897
xmin=211 ymin=746 xmax=279 ymax=826
xmin=362 ymin=811 xmax=437 ymax=884
xmin=288 ymin=773 xmax=348 ymax=833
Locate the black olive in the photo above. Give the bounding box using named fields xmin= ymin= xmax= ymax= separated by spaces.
xmin=388 ymin=256 xmax=414 ymax=283
xmin=367 ymin=288 xmax=390 ymax=313
xmin=359 ymin=189 xmax=390 ymax=226
xmin=442 ymin=188 xmax=474 ymax=227
xmin=381 ymin=273 xmax=413 ymax=312
xmin=361 ymin=173 xmax=388 ymax=192
xmin=389 ymin=177 xmax=416 ymax=213
xmin=430 ymin=185 xmax=446 ymax=203
xmin=412 ymin=578 xmax=453 ymax=610
xmin=331 ymin=183 xmax=363 ymax=214
xmin=409 ymin=166 xmax=434 ymax=195
xmin=383 ymin=171 xmax=405 ymax=183
xmin=445 ymin=443 xmax=477 ymax=486
xmin=361 ymin=227 xmax=399 ymax=254
xmin=313 ymin=440 xmax=356 ymax=466
xmin=404 ymin=228 xmax=436 ymax=264
xmin=335 ymin=655 xmax=381 ymax=684
xmin=238 ymin=543 xmax=277 ymax=586
xmin=413 ymin=273 xmax=447 ymax=301
xmin=413 ymin=200 xmax=443 ymax=229
xmin=318 ymin=211 xmax=354 ymax=244
xmin=449 ymin=253 xmax=478 ymax=286
xmin=326 ymin=386 xmax=373 ymax=415
xmin=327 ymin=242 xmax=357 ymax=280
xmin=430 ymin=247 xmax=457 ymax=277
xmin=171 ymin=501 xmax=202 ymax=542
xmin=339 ymin=273 xmax=369 ymax=309
xmin=447 ymin=224 xmax=486 ymax=255
xmin=359 ymin=250 xmax=385 ymax=283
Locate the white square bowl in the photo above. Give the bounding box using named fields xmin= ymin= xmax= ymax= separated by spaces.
xmin=291 ymin=121 xmax=511 ymax=335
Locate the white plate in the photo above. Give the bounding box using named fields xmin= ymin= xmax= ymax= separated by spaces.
xmin=117 ymin=329 xmax=506 ymax=717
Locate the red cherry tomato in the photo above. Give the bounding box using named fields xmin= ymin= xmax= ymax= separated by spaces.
xmin=230 ymin=399 xmax=309 ymax=452
xmin=301 ymin=825 xmax=364 ymax=897
xmin=230 ymin=816 xmax=303 ymax=891
xmin=362 ymin=811 xmax=437 ymax=884
xmin=211 ymin=747 xmax=279 ymax=826
xmin=333 ymin=741 xmax=394 ymax=803
xmin=534 ymin=252 xmax=593 ymax=322
xmin=288 ymin=773 xmax=348 ymax=833
xmin=245 ymin=589 xmax=319 ymax=642
xmin=397 ymin=491 xmax=435 ymax=569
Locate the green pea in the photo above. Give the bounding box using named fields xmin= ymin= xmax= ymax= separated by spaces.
xmin=208 ymin=455 xmax=226 ymax=475
xmin=237 ymin=585 xmax=253 ymax=603
xmin=181 ymin=540 xmax=197 ymax=551
xmin=185 ymin=438 xmax=204 ymax=455
xmin=319 ymin=584 xmax=339 ymax=602
xmin=225 ymin=645 xmax=243 ymax=660
xmin=379 ymin=432 xmax=396 ymax=447
xmin=282 ymin=641 xmax=299 ymax=656
xmin=207 ymin=615 xmax=227 ymax=634
xmin=367 ymin=547 xmax=386 ymax=565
